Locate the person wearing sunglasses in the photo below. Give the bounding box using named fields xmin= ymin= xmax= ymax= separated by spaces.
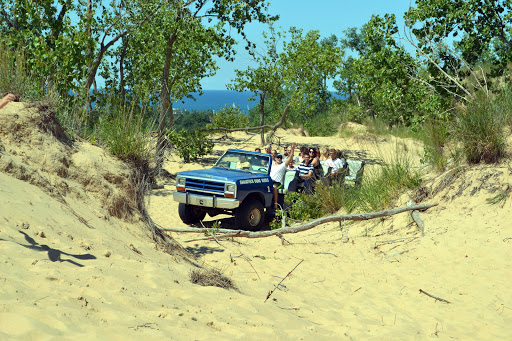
xmin=292 ymin=145 xmax=314 ymax=194
xmin=308 ymin=147 xmax=324 ymax=179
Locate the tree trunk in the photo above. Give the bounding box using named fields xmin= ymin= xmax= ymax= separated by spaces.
xmin=119 ymin=36 xmax=128 ymax=101
xmin=155 ymin=33 xmax=178 ymax=172
xmin=259 ymin=92 xmax=265 ymax=146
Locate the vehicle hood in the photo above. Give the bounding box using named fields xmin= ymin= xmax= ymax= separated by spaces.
xmin=178 ymin=167 xmax=269 ymax=182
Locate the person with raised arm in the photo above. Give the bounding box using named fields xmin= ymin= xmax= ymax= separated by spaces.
xmin=0 ymin=93 xmax=16 ymax=110
xmin=270 ymin=144 xmax=295 ymax=209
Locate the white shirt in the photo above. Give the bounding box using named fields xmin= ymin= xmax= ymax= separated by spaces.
xmin=325 ymin=158 xmax=346 ymax=174
xmin=270 ymin=161 xmax=287 ymax=183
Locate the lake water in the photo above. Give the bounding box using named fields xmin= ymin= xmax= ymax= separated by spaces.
xmin=173 ymin=90 xmax=344 ymax=112
xmin=173 ymin=90 xmax=257 ymax=112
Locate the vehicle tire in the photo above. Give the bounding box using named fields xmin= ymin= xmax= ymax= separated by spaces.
xmin=178 ymin=203 xmax=206 ymax=224
xmin=235 ymin=199 xmax=265 ymax=231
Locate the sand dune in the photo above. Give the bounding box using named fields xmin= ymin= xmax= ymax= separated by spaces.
xmin=1 ymin=102 xmax=511 ymax=340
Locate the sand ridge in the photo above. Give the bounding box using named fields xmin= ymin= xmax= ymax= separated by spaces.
xmin=1 ymin=102 xmax=511 ymax=340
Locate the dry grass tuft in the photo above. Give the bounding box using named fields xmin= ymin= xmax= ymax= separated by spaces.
xmin=29 ymin=102 xmax=71 ymax=145
xmin=190 ymin=268 xmax=237 ymax=290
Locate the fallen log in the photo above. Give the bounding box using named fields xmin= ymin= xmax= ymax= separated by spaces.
xmin=407 ymin=199 xmax=426 ymax=236
xmin=159 ymin=203 xmax=437 ymax=242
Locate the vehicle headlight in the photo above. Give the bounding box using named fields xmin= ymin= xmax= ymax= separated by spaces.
xmin=224 ymin=183 xmax=236 ymax=198
xmin=176 ymin=177 xmax=186 ymax=190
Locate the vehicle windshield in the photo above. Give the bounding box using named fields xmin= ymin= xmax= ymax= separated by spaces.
xmin=214 ymin=150 xmax=270 ymax=175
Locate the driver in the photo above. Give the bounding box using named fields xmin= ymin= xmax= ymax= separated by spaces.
xmin=235 ymin=154 xmax=251 ymax=170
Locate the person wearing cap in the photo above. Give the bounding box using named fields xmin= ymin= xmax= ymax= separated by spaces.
xmin=270 ymin=152 xmax=292 ymax=209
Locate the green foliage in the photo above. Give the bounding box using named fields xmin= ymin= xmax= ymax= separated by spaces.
xmin=284 ymin=191 xmax=326 ymax=221
xmin=358 ymin=154 xmax=422 ymax=212
xmin=94 ymin=104 xmax=154 ymax=165
xmin=453 ymin=91 xmax=507 ymax=164
xmin=406 ymin=0 xmax=512 ymax=77
xmin=420 ymin=119 xmax=450 ymax=171
xmin=337 ymin=15 xmax=450 ymax=128
xmin=281 ymin=28 xmax=343 ymax=122
xmin=174 ymin=110 xmax=213 ymax=132
xmin=278 ymin=146 xmax=422 ymax=226
xmin=206 ymin=106 xmax=249 ymax=130
xmin=0 ymin=39 xmax=43 ymax=100
xmin=304 ymin=110 xmax=342 ymax=136
xmin=167 ymin=129 xmax=214 ymax=163
xmin=203 ymin=220 xmax=221 ymax=236
xmin=1 ymin=0 xmax=94 ymax=97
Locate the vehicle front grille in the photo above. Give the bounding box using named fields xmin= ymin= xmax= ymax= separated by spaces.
xmin=185 ymin=178 xmax=225 ymax=194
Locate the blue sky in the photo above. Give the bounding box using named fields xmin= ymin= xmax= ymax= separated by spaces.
xmin=201 ymin=0 xmax=416 ymax=90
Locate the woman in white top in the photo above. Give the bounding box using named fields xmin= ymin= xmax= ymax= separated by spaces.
xmin=325 ymin=149 xmax=347 ymax=183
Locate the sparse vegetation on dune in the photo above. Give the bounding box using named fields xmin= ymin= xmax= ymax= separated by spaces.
xmin=2 ymin=1 xmax=512 ymax=338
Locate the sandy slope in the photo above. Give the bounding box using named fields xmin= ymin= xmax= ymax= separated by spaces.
xmin=1 ymin=102 xmax=511 ymax=340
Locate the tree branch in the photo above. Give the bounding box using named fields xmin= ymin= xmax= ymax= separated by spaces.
xmin=160 ymin=203 xmax=437 ymax=242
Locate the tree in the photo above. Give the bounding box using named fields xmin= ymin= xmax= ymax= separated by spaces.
xmin=337 ymin=14 xmax=445 ymax=126
xmin=228 ymin=25 xmax=284 ymax=145
xmin=279 ymin=27 xmax=342 ymax=123
xmin=336 ymin=27 xmax=365 ymax=105
xmin=149 ymin=0 xmax=277 ymax=169
xmin=0 ymin=0 xmax=95 ymax=96
xmin=405 ymin=0 xmax=512 ymax=77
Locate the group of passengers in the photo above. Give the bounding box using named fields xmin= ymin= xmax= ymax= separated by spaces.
xmin=255 ymin=143 xmax=348 ymax=200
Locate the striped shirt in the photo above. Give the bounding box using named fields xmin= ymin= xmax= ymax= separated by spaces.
xmin=297 ymin=162 xmax=314 ymax=177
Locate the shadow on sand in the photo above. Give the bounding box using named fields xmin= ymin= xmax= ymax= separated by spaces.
xmin=14 ymin=230 xmax=96 ymax=267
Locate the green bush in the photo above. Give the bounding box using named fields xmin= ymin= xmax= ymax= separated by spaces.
xmin=174 ymin=110 xmax=213 ymax=132
xmin=206 ymin=105 xmax=249 ymax=130
xmin=167 ymin=129 xmax=213 ymax=163
xmin=358 ymin=151 xmax=421 ymax=212
xmin=420 ymin=119 xmax=450 ymax=171
xmin=453 ymin=91 xmax=506 ymax=164
xmin=94 ymin=104 xmax=154 ymax=165
xmin=278 ymin=146 xmax=421 ymax=226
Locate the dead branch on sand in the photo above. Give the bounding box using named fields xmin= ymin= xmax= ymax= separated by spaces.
xmin=265 ymin=259 xmax=303 ymax=302
xmin=407 ymin=199 xmax=426 ymax=236
xmin=419 ymin=289 xmax=451 ymax=304
xmin=160 ymin=203 xmax=436 ymax=242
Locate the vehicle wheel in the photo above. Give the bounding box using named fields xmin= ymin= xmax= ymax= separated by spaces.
xmin=178 ymin=203 xmax=206 ymax=224
xmin=235 ymin=199 xmax=265 ymax=231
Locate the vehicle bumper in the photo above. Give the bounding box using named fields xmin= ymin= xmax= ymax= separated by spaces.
xmin=173 ymin=192 xmax=241 ymax=210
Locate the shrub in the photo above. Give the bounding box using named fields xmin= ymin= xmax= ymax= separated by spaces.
xmin=206 ymin=105 xmax=249 ymax=130
xmin=420 ymin=119 xmax=450 ymax=171
xmin=167 ymin=129 xmax=213 ymax=163
xmin=95 ymin=105 xmax=154 ymax=164
xmin=279 ymin=145 xmax=422 ymax=225
xmin=284 ymin=191 xmax=325 ymax=221
xmin=453 ymin=91 xmax=506 ymax=164
xmin=358 ymin=150 xmax=421 ymax=212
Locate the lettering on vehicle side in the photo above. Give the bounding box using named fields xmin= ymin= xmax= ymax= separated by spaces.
xmin=239 ymin=178 xmax=270 ymax=185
